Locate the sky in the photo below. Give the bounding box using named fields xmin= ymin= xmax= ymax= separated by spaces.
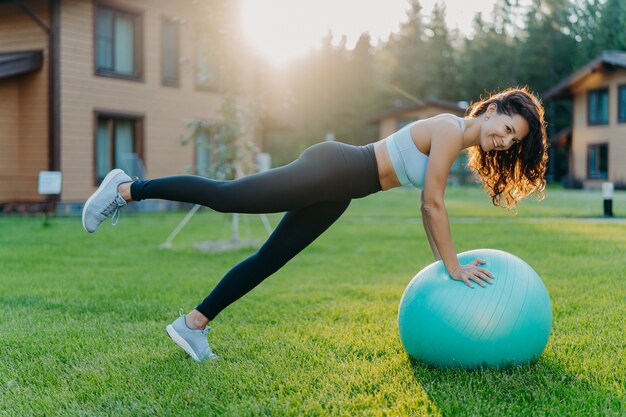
xmin=240 ymin=0 xmax=500 ymax=68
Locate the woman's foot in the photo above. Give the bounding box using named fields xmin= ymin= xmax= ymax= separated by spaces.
xmin=117 ymin=182 xmax=133 ymax=202
xmin=166 ymin=313 xmax=217 ymax=362
xmin=82 ymin=169 xmax=132 ymax=233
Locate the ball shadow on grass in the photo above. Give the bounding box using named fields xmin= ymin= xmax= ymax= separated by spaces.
xmin=408 ymin=356 xmax=625 ymax=416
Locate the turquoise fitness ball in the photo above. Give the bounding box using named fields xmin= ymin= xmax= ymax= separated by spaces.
xmin=398 ymin=249 xmax=552 ymax=369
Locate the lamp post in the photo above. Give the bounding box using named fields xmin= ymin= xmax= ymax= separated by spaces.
xmin=602 ymin=182 xmax=614 ymax=217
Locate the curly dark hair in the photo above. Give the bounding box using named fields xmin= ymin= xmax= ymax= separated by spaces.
xmin=466 ymin=86 xmax=548 ymax=209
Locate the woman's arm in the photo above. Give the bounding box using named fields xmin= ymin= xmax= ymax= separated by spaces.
xmin=420 ymin=190 xmax=441 ymax=260
xmin=421 ymin=122 xmax=493 ymax=288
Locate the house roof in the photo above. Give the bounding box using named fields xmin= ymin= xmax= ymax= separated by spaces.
xmin=367 ymin=98 xmax=466 ymax=123
xmin=0 ymin=50 xmax=43 ymax=79
xmin=544 ymin=50 xmax=626 ymax=99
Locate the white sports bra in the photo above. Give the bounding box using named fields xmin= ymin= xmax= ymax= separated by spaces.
xmin=385 ymin=116 xmax=465 ymax=187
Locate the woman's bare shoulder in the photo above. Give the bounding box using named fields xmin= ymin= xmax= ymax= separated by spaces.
xmin=421 ymin=114 xmax=463 ymax=140
xmin=429 ymin=113 xmax=463 ymax=128
xmin=411 ymin=114 xmax=463 ymax=155
xmin=413 ymin=114 xmax=462 ymax=134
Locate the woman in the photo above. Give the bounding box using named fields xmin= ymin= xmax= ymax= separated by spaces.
xmin=82 ymin=86 xmax=548 ymax=362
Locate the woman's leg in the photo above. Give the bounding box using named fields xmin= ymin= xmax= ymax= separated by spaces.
xmin=195 ymin=199 xmax=351 ymax=321
xmin=130 ymin=143 xmax=350 ymax=214
xmin=84 ymin=143 xmax=380 ymax=235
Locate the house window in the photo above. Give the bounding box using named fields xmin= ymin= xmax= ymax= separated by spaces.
xmin=618 ymin=85 xmax=626 ymax=123
xmin=194 ymin=124 xmax=233 ymax=179
xmin=195 ymin=129 xmax=212 ymax=177
xmin=587 ymin=88 xmax=608 ymax=125
xmin=95 ymin=114 xmax=144 ymax=183
xmin=587 ymin=143 xmax=608 ymax=179
xmin=162 ymin=17 xmax=180 ymax=87
xmin=195 ymin=41 xmax=222 ymax=92
xmin=95 ymin=4 xmax=143 ymax=79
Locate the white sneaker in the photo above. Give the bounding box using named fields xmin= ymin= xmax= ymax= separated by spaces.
xmin=82 ymin=169 xmax=132 ymax=233
xmin=166 ymin=314 xmax=217 ymax=362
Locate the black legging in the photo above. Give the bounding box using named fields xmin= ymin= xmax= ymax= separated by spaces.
xmin=130 ymin=141 xmax=382 ymax=320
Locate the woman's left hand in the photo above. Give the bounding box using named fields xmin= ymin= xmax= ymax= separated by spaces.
xmin=450 ymin=258 xmax=494 ymax=288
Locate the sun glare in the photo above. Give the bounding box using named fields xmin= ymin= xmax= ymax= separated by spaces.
xmin=240 ymin=0 xmax=409 ymax=68
xmin=241 ymin=0 xmax=323 ymax=68
xmin=240 ymin=0 xmax=501 ymax=68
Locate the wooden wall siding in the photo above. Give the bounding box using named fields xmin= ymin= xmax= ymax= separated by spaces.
xmin=570 ymin=70 xmax=626 ymax=184
xmin=60 ymin=0 xmax=224 ymax=202
xmin=0 ymin=1 xmax=49 ymax=203
xmin=0 ymin=81 xmax=20 ymax=200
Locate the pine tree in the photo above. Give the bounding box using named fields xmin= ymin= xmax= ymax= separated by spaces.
xmin=456 ymin=10 xmax=514 ymax=100
xmin=387 ymin=0 xmax=429 ymax=100
xmin=337 ymin=33 xmax=380 ymax=144
xmin=594 ymin=0 xmax=626 ymax=53
xmin=422 ymin=2 xmax=457 ymax=100
xmin=517 ymin=0 xmax=578 ymax=94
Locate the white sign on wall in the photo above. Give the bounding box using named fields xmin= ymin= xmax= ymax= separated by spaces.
xmin=256 ymin=152 xmax=272 ymax=173
xmin=38 ymin=171 xmax=62 ymax=195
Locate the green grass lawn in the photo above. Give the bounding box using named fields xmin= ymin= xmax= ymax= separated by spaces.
xmin=1 ymin=186 xmax=625 ymax=416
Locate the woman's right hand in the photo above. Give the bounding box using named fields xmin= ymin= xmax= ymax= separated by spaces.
xmin=450 ymin=258 xmax=494 ymax=288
